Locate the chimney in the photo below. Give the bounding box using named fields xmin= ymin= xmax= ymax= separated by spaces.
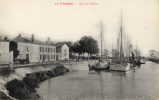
xmin=19 ymin=34 xmax=21 ymax=37
xmin=31 ymin=34 xmax=34 ymax=42
xmin=47 ymin=37 xmax=51 ymax=44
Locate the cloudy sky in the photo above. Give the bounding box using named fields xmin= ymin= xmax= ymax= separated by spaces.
xmin=0 ymin=0 xmax=158 ymax=56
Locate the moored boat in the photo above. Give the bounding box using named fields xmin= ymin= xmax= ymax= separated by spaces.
xmin=109 ymin=63 xmax=130 ymax=72
xmin=88 ymin=21 xmax=109 ymax=71
xmin=89 ymin=60 xmax=110 ymax=71
xmin=109 ymin=12 xmax=130 ymax=72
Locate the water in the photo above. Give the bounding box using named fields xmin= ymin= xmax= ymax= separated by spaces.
xmin=37 ymin=61 xmax=159 ymax=100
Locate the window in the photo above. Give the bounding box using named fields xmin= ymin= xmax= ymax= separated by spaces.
xmin=41 ymin=47 xmax=42 ymax=52
xmin=40 ymin=55 xmax=42 ymax=60
xmin=54 ymin=55 xmax=56 ymax=60
xmin=42 ymin=47 xmax=44 ymax=52
xmin=43 ymin=55 xmax=45 ymax=61
xmin=40 ymin=47 xmax=42 ymax=52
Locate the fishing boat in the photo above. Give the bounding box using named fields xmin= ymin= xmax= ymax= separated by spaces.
xmin=109 ymin=63 xmax=130 ymax=72
xmin=109 ymin=13 xmax=130 ymax=72
xmin=140 ymin=59 xmax=146 ymax=64
xmin=88 ymin=21 xmax=109 ymax=71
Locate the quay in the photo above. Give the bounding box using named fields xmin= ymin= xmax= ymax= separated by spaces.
xmin=148 ymin=58 xmax=159 ymax=64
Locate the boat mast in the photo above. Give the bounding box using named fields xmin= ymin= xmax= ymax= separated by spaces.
xmin=100 ymin=21 xmax=103 ymax=60
xmin=112 ymin=44 xmax=113 ymax=57
xmin=136 ymin=42 xmax=138 ymax=58
xmin=119 ymin=11 xmax=124 ymax=59
xmin=117 ymin=33 xmax=120 ymax=57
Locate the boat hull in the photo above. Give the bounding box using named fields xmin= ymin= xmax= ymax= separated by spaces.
xmin=88 ymin=61 xmax=109 ymax=71
xmin=109 ymin=63 xmax=130 ymax=72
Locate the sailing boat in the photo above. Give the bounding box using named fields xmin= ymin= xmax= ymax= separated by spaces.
xmin=109 ymin=13 xmax=130 ymax=72
xmin=88 ymin=21 xmax=110 ymax=71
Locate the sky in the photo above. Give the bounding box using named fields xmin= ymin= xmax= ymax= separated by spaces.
xmin=0 ymin=0 xmax=159 ymax=56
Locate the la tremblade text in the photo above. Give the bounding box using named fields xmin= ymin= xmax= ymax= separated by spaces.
xmin=55 ymin=2 xmax=98 ymax=5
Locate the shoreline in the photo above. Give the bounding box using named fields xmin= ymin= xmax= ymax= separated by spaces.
xmin=0 ymin=63 xmax=69 ymax=100
xmin=148 ymin=58 xmax=159 ymax=64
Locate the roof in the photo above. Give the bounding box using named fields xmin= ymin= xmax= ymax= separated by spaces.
xmin=54 ymin=43 xmax=68 ymax=53
xmin=55 ymin=43 xmax=65 ymax=48
xmin=12 ymin=36 xmax=55 ymax=46
xmin=55 ymin=43 xmax=64 ymax=52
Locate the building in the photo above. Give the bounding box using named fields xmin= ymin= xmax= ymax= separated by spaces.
xmin=13 ymin=34 xmax=56 ymax=63
xmin=0 ymin=40 xmax=13 ymax=65
xmin=157 ymin=50 xmax=159 ymax=58
xmin=56 ymin=43 xmax=69 ymax=60
xmin=149 ymin=50 xmax=158 ymax=58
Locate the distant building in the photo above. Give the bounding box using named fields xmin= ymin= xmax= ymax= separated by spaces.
xmin=157 ymin=50 xmax=159 ymax=58
xmin=0 ymin=40 xmax=13 ymax=65
xmin=56 ymin=43 xmax=69 ymax=60
xmin=12 ymin=34 xmax=56 ymax=63
xmin=149 ymin=50 xmax=158 ymax=58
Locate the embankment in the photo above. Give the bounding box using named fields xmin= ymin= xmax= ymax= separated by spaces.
xmin=0 ymin=64 xmax=69 ymax=100
xmin=148 ymin=58 xmax=159 ymax=64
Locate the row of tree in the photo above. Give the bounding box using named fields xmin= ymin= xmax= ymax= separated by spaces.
xmin=57 ymin=36 xmax=99 ymax=59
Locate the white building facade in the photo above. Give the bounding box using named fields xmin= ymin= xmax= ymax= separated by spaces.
xmin=0 ymin=40 xmax=13 ymax=65
xmin=13 ymin=34 xmax=56 ymax=63
xmin=0 ymin=34 xmax=70 ymax=65
xmin=17 ymin=43 xmax=56 ymax=63
xmin=56 ymin=44 xmax=69 ymax=60
xmin=39 ymin=44 xmax=56 ymax=62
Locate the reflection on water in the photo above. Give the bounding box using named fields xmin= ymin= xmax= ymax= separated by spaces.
xmin=37 ymin=61 xmax=159 ymax=100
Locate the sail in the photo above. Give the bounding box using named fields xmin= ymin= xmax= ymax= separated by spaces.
xmin=116 ymin=11 xmax=132 ymax=59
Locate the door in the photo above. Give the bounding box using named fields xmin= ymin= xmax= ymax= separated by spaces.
xmin=26 ymin=54 xmax=29 ymax=63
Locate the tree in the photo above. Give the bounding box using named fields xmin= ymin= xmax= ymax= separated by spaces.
xmin=72 ymin=41 xmax=82 ymax=54
xmin=9 ymin=41 xmax=19 ymax=61
xmin=4 ymin=36 xmax=9 ymax=41
xmin=79 ymin=36 xmax=99 ymax=55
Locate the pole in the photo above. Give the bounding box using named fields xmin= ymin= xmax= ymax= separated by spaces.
xmin=101 ymin=21 xmax=103 ymax=60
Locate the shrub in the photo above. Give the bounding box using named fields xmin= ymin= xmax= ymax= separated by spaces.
xmin=5 ymin=79 xmax=31 ymax=99
xmin=54 ymin=64 xmax=69 ymax=75
xmin=5 ymin=65 xmax=69 ymax=99
xmin=47 ymin=70 xmax=56 ymax=77
xmin=35 ymin=71 xmax=49 ymax=81
xmin=23 ymin=73 xmax=39 ymax=90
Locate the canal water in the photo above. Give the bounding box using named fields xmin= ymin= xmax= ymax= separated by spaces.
xmin=37 ymin=61 xmax=159 ymax=100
